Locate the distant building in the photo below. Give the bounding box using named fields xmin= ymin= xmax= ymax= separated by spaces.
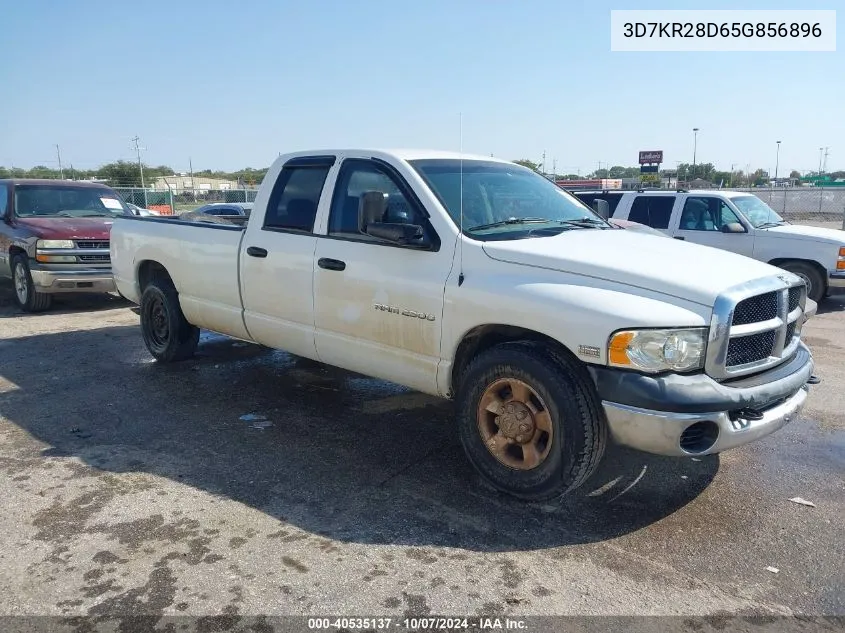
xmin=152 ymin=175 xmax=239 ymax=193
xmin=555 ymin=178 xmax=622 ymax=190
xmin=682 ymin=178 xmax=714 ymax=189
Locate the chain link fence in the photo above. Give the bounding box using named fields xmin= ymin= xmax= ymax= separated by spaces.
xmin=113 ymin=188 xmax=259 ymax=215
xmin=728 ymin=187 xmax=845 ymax=229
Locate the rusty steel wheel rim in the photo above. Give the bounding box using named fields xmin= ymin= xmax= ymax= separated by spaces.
xmin=477 ymin=377 xmax=554 ymax=470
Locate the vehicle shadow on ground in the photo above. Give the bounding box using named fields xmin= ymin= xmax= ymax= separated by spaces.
xmin=817 ymin=295 xmax=845 ymax=315
xmin=0 ymin=279 xmax=130 ymax=317
xmin=0 ymin=325 xmax=720 ymax=552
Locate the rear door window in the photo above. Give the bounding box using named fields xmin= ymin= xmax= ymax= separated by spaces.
xmin=627 ymin=196 xmax=675 ymax=229
xmin=263 ymin=166 xmax=331 ymax=232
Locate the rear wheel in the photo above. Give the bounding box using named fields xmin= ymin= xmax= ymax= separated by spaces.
xmin=780 ymin=261 xmax=825 ymax=303
xmin=12 ymin=255 xmax=52 ymax=312
xmin=140 ymin=278 xmax=199 ymax=362
xmin=456 ymin=342 xmax=607 ymax=501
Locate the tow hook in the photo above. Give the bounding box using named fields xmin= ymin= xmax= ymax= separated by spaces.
xmin=730 ymin=408 xmax=765 ymax=422
xmin=807 ymin=375 xmax=821 ymax=385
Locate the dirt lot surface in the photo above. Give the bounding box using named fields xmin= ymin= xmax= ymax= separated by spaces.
xmin=0 ymin=281 xmax=843 ymax=630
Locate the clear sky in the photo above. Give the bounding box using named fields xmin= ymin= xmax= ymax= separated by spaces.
xmin=1 ymin=0 xmax=841 ymax=175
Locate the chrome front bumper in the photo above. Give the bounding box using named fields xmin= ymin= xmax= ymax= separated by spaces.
xmin=29 ymin=267 xmax=116 ymax=294
xmin=603 ymin=385 xmax=808 ymax=457
xmin=591 ymin=342 xmax=815 ymax=457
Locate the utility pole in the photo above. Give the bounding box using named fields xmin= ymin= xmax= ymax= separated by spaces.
xmin=552 ymin=158 xmax=556 ymax=181
xmin=541 ymin=150 xmax=546 ymax=178
xmin=823 ymin=147 xmax=830 ymax=173
xmin=730 ymin=163 xmax=735 ymax=188
xmin=692 ymin=127 xmax=699 ymax=181
xmin=189 ymin=157 xmax=196 ymax=203
xmin=818 ymin=147 xmax=824 ymax=176
xmin=774 ymin=141 xmax=781 ymax=183
xmin=55 ymin=144 xmax=64 ymax=179
xmin=131 ymin=136 xmax=148 ymax=208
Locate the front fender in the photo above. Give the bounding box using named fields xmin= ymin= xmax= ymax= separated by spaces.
xmin=438 ymin=263 xmax=711 ymax=396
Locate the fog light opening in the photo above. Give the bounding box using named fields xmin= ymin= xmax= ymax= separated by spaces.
xmin=679 ymin=421 xmax=719 ymax=454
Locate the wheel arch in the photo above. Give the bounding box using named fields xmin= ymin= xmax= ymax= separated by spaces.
xmin=137 ymin=259 xmax=174 ymax=292
xmin=768 ymin=256 xmax=826 ymax=273
xmin=450 ymin=324 xmax=582 ymax=397
xmin=768 ymin=257 xmax=827 ymax=292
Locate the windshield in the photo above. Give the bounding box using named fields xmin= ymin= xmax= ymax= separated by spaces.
xmin=731 ymin=195 xmax=785 ymax=228
xmin=14 ymin=185 xmax=131 ymax=218
xmin=410 ymin=159 xmax=608 ymax=240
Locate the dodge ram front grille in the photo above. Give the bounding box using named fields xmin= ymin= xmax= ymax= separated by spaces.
xmin=726 ymin=330 xmax=777 ymax=366
xmin=706 ymin=277 xmax=807 ymax=380
xmin=732 ymin=292 xmax=778 ymax=325
xmin=788 ymin=286 xmax=802 ymax=312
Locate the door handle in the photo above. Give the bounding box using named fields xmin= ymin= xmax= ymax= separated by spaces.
xmin=246 ymin=246 xmax=268 ymax=258
xmin=674 ymin=236 xmax=685 ymax=240
xmin=318 ymin=257 xmax=346 ymax=271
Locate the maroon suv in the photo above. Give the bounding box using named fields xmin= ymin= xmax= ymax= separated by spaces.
xmin=0 ymin=179 xmax=133 ymax=312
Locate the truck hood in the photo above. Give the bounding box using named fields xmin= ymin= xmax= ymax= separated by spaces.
xmin=481 ymin=229 xmax=786 ymax=306
xmin=763 ymin=223 xmax=845 ymax=244
xmin=14 ymin=217 xmax=114 ymax=240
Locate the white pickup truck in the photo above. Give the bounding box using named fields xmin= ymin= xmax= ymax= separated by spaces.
xmin=572 ymin=189 xmax=845 ymax=303
xmin=111 ymin=150 xmax=818 ymax=501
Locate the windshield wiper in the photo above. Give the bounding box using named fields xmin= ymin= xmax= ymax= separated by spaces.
xmin=467 ymin=217 xmax=552 ymax=231
xmin=756 ymin=221 xmax=786 ymax=229
xmin=557 ymin=217 xmax=608 ymax=229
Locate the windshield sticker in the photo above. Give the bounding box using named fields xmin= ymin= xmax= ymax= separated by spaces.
xmin=100 ymin=197 xmax=124 ymax=210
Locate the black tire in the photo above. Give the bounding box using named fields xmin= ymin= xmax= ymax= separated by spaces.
xmin=456 ymin=341 xmax=607 ymax=501
xmin=139 ymin=278 xmax=200 ymax=362
xmin=780 ymin=261 xmax=825 ymax=303
xmin=11 ymin=255 xmax=53 ymax=312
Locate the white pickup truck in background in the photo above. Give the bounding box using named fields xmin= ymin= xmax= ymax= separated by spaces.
xmin=111 ymin=150 xmax=818 ymax=501
xmin=573 ymin=189 xmax=845 ymax=303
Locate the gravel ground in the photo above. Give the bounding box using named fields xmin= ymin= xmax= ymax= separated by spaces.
xmin=0 ymin=281 xmax=842 ymax=632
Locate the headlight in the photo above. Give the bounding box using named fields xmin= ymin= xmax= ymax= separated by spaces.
xmin=608 ymin=328 xmax=707 ymax=373
xmin=37 ymin=239 xmax=74 ymax=249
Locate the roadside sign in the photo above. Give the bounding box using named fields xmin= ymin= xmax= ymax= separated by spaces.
xmin=639 ymin=150 xmax=663 ymax=165
xmin=640 ymin=164 xmax=659 ymax=173
xmin=640 ymin=173 xmax=660 ymax=183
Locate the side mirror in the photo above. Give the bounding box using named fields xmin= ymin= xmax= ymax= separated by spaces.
xmin=721 ymin=222 xmax=746 ymax=233
xmin=358 ymin=191 xmax=388 ymax=232
xmin=365 ymin=222 xmax=428 ymax=246
xmin=591 ymin=199 xmax=610 ymax=219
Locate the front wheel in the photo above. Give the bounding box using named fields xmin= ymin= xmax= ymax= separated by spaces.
xmin=12 ymin=255 xmax=53 ymax=312
xmin=456 ymin=342 xmax=607 ymax=501
xmin=780 ymin=261 xmax=825 ymax=303
xmin=140 ymin=279 xmax=200 ymax=362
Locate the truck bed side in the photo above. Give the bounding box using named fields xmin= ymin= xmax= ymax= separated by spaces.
xmin=111 ymin=216 xmax=251 ymax=341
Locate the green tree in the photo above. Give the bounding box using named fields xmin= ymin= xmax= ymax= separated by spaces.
xmin=789 ymin=170 xmax=802 ymax=180
xmin=513 ymin=159 xmax=541 ymax=172
xmin=97 ymin=161 xmax=173 ymax=187
xmin=750 ymin=168 xmax=768 ymax=186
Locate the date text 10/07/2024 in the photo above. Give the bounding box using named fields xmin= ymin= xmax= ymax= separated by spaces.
xmin=307 ymin=617 xmax=529 ymax=630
